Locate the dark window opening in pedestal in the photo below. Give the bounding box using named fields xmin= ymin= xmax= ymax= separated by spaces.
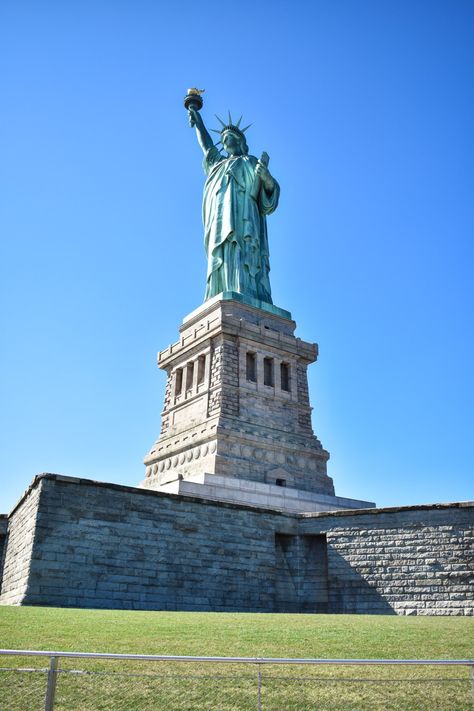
xmin=281 ymin=362 xmax=290 ymax=391
xmin=175 ymin=368 xmax=183 ymax=395
xmin=197 ymin=355 xmax=206 ymax=384
xmin=246 ymin=352 xmax=256 ymax=382
xmin=264 ymin=357 xmax=274 ymax=386
xmin=186 ymin=362 xmax=194 ymax=391
xmin=276 ymin=478 xmax=286 ymax=487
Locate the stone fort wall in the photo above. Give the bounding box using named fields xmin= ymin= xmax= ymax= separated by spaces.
xmin=0 ymin=474 xmax=472 ymax=615
xmin=299 ymin=505 xmax=473 ymax=616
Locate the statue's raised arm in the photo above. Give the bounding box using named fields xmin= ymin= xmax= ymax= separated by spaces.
xmin=184 ymin=90 xmax=280 ymax=306
xmin=188 ymin=106 xmax=214 ymax=155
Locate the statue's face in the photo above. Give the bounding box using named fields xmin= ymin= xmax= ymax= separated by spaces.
xmin=222 ymin=131 xmax=243 ymax=156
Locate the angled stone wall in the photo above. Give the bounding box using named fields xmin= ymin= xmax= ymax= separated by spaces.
xmin=0 ymin=481 xmax=43 ymax=605
xmin=0 ymin=475 xmax=296 ymax=611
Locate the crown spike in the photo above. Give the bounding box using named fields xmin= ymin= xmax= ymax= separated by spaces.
xmin=215 ymin=114 xmax=226 ymax=127
xmin=210 ymin=128 xmax=222 ymax=134
xmin=236 ymin=115 xmax=243 ymax=127
xmin=241 ymin=123 xmax=252 ymax=133
xmin=228 ymin=110 xmax=233 ymax=125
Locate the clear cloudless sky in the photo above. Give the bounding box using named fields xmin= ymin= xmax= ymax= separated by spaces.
xmin=1 ymin=0 xmax=473 ymax=514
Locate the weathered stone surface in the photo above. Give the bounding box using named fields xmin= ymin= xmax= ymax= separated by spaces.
xmin=1 ymin=474 xmax=472 ymax=615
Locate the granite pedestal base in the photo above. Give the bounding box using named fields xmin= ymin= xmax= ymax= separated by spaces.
xmin=142 ymin=296 xmax=342 ymax=505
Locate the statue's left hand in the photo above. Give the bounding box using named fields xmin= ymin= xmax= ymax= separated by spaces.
xmin=255 ymin=160 xmax=275 ymax=192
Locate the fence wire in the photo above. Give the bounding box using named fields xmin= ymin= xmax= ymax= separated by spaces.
xmin=0 ymin=651 xmax=473 ymax=711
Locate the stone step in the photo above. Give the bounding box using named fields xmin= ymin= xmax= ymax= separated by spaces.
xmin=158 ymin=473 xmax=375 ymax=513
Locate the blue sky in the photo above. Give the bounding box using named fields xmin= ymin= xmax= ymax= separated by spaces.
xmin=1 ymin=0 xmax=473 ymax=514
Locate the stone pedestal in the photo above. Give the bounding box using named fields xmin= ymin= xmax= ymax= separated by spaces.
xmin=141 ymin=294 xmax=373 ymax=512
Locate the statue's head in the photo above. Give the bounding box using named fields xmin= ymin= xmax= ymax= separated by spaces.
xmin=222 ymin=128 xmax=248 ymax=156
xmin=212 ymin=113 xmax=251 ymax=156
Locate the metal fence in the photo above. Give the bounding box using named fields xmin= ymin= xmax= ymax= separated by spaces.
xmin=0 ymin=649 xmax=473 ymax=711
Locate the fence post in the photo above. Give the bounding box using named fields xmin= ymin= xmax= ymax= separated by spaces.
xmin=257 ymin=666 xmax=262 ymax=711
xmin=44 ymin=655 xmax=59 ymax=711
xmin=471 ymin=665 xmax=474 ymax=702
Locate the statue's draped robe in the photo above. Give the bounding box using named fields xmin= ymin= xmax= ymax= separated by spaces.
xmin=202 ymin=147 xmax=279 ymax=303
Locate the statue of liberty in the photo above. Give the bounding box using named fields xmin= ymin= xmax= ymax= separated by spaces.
xmin=187 ymin=94 xmax=280 ymax=305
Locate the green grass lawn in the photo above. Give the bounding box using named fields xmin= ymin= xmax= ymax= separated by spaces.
xmin=1 ymin=608 xmax=473 ymax=710
xmin=1 ymin=606 xmax=472 ymax=658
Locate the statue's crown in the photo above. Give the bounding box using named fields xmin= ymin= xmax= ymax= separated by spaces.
xmin=211 ymin=112 xmax=252 ymax=140
xmin=221 ymin=123 xmax=247 ymax=138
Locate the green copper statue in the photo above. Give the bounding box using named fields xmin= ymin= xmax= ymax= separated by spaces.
xmin=186 ymin=91 xmax=279 ymax=305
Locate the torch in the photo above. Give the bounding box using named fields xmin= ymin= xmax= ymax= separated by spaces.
xmin=184 ymin=88 xmax=205 ymax=114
